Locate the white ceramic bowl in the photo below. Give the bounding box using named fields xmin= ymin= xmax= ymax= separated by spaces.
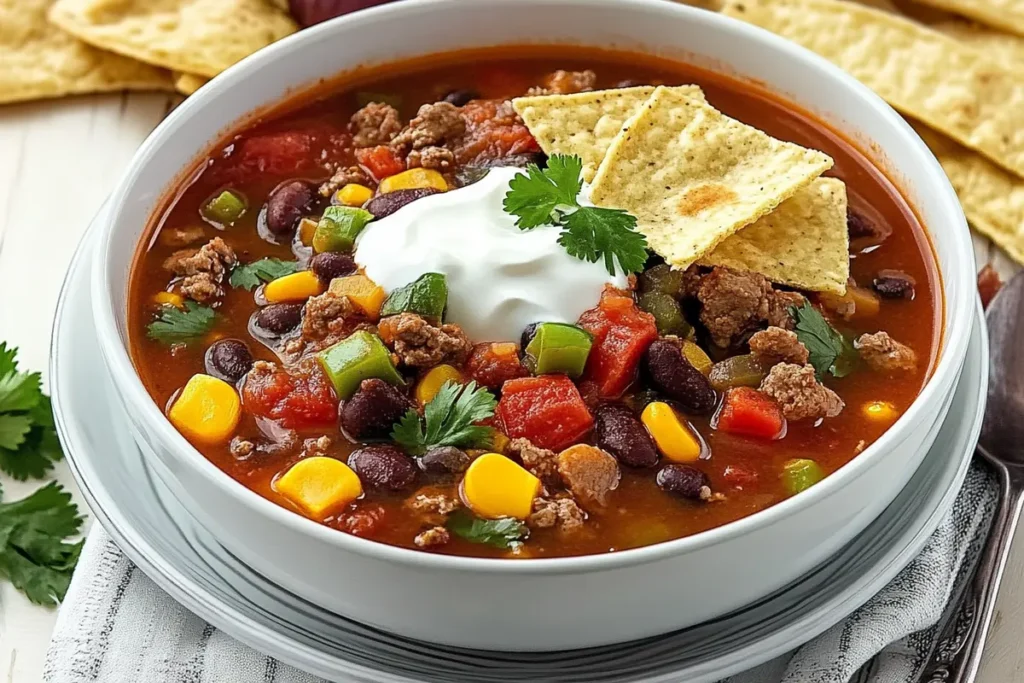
xmin=90 ymin=0 xmax=975 ymax=651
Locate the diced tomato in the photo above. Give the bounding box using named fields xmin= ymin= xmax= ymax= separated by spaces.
xmin=356 ymin=145 xmax=406 ymax=180
xmin=722 ymin=464 xmax=759 ymax=489
xmin=455 ymin=99 xmax=541 ymax=165
xmin=497 ymin=375 xmax=593 ymax=451
xmin=714 ymin=387 xmax=785 ymax=440
xmin=465 ymin=342 xmax=527 ymax=389
xmin=241 ymin=361 xmax=338 ymax=428
xmin=577 ymin=288 xmax=658 ymax=399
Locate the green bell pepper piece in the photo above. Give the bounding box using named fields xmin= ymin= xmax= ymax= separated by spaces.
xmin=379 ymin=273 xmax=448 ymax=321
xmin=316 ymin=330 xmax=403 ymax=399
xmin=312 ymin=206 xmax=374 ymax=253
xmin=523 ymin=323 xmax=593 ymax=378
xmin=202 ymin=190 xmax=246 ymax=224
xmin=637 ymin=291 xmax=690 ymax=337
xmin=781 ymin=458 xmax=825 ymax=496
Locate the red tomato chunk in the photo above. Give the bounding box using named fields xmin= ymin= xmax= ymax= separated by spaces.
xmin=465 ymin=342 xmax=527 ymax=389
xmin=715 ymin=387 xmax=784 ymax=440
xmin=356 ymin=145 xmax=406 ymax=180
xmin=455 ymin=99 xmax=541 ymax=165
xmin=241 ymin=361 xmax=338 ymax=428
xmin=497 ymin=375 xmax=594 ymax=451
xmin=578 ymin=288 xmax=658 ymax=399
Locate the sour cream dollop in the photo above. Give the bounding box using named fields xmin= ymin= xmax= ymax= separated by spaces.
xmin=355 ymin=167 xmax=627 ymax=342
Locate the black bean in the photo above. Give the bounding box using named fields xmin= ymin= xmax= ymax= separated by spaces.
xmin=872 ymin=269 xmax=916 ymax=299
xmin=847 ymin=209 xmax=891 ymax=242
xmin=348 ymin=444 xmax=417 ymax=490
xmin=442 ymin=89 xmax=479 ymax=107
xmin=657 ymin=464 xmax=711 ymax=500
xmin=310 ymin=252 xmax=356 ymax=284
xmin=594 ymin=405 xmax=659 ymax=468
xmin=255 ymin=303 xmax=303 ymax=335
xmin=204 ymin=339 xmax=254 ymax=383
xmin=643 ymin=339 xmax=717 ymax=414
xmin=519 ymin=322 xmax=540 ymax=353
xmin=365 ymin=188 xmax=440 ymax=219
xmin=419 ymin=446 xmax=471 ymax=474
xmin=265 ymin=180 xmax=317 ymax=236
xmin=339 ymin=378 xmax=413 ymax=439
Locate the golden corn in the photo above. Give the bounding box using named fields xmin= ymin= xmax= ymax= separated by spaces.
xmin=329 ymin=274 xmax=386 ymax=319
xmin=298 ymin=217 xmax=319 ymax=246
xmin=168 ymin=374 xmax=241 ymax=445
xmin=154 ymin=291 xmax=185 ymax=309
xmin=863 ymin=400 xmax=899 ymax=422
xmin=275 ymin=456 xmax=363 ymax=519
xmin=335 ymin=183 xmax=374 ymax=207
xmin=682 ymin=340 xmax=713 ymax=376
xmin=263 ymin=270 xmax=323 ymax=303
xmin=378 ymin=168 xmax=448 ymax=194
xmin=462 ymin=453 xmax=540 ymax=519
xmin=415 ymin=364 xmax=464 ymax=405
xmin=641 ymin=401 xmax=702 ymax=462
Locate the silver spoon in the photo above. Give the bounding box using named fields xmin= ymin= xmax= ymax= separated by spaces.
xmin=921 ymin=271 xmax=1024 ymax=683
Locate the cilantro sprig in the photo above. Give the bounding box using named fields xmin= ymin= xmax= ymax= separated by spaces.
xmin=146 ymin=301 xmax=218 ymax=345
xmin=503 ymin=154 xmax=648 ymax=276
xmin=391 ymin=380 xmax=496 ymax=456
xmin=229 ymin=258 xmax=298 ymax=291
xmin=446 ymin=510 xmax=526 ymax=550
xmin=0 ymin=344 xmax=63 ymax=482
xmin=790 ymin=302 xmax=858 ymax=379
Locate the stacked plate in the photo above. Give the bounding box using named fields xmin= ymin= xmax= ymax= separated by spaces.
xmin=52 ymin=203 xmax=987 ymax=682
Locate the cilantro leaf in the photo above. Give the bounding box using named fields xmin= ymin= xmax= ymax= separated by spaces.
xmin=0 ymin=346 xmax=62 ymax=480
xmin=229 ymin=258 xmax=299 ymax=291
xmin=502 ymin=154 xmax=648 ymax=275
xmin=0 ymin=365 xmax=42 ymax=414
xmin=391 ymin=381 xmax=496 ymax=456
xmin=446 ymin=510 xmax=527 ymax=549
xmin=146 ymin=301 xmax=218 ymax=345
xmin=0 ymin=415 xmax=32 ymax=450
xmin=790 ymin=302 xmax=858 ymax=379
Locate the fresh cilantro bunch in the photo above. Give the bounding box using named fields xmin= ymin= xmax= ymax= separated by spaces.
xmin=503 ymin=155 xmax=648 ymax=276
xmin=0 ymin=343 xmax=62 ymax=481
xmin=790 ymin=302 xmax=858 ymax=379
xmin=229 ymin=257 xmax=298 ymax=291
xmin=391 ymin=380 xmax=496 ymax=456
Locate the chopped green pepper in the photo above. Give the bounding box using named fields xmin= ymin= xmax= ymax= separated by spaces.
xmin=637 ymin=291 xmax=690 ymax=337
xmin=316 ymin=330 xmax=403 ymax=399
xmin=202 ymin=190 xmax=246 ymax=224
xmin=380 ymin=273 xmax=448 ymax=321
xmin=523 ymin=323 xmax=593 ymax=378
xmin=312 ymin=206 xmax=374 ymax=253
xmin=708 ymin=354 xmax=768 ymax=392
xmin=638 ymin=264 xmax=686 ymax=298
xmin=782 ymin=458 xmax=825 ymax=495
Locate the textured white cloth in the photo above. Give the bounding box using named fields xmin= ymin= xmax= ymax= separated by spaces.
xmin=44 ymin=464 xmax=997 ymax=683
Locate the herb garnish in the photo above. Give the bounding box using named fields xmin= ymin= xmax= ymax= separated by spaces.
xmin=146 ymin=301 xmax=218 ymax=345
xmin=790 ymin=302 xmax=857 ymax=379
xmin=0 ymin=344 xmax=62 ymax=481
xmin=503 ymin=154 xmax=648 ymax=276
xmin=229 ymin=257 xmax=299 ymax=290
xmin=446 ymin=510 xmax=526 ymax=549
xmin=391 ymin=380 xmax=496 ymax=456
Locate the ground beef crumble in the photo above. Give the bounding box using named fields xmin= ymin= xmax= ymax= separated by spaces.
xmin=162 ymin=237 xmax=236 ymax=303
xmin=749 ymin=327 xmax=810 ymax=367
xmin=507 ymin=437 xmax=559 ymax=487
xmin=695 ymin=267 xmax=804 ymax=347
xmin=556 ymin=445 xmax=620 ymax=506
xmin=302 ymin=435 xmax=332 ymax=457
xmin=414 ymin=526 xmax=450 ymax=548
xmin=392 ymin=102 xmax=465 ymax=151
xmin=855 ymin=331 xmax=917 ymax=372
xmin=759 ymin=363 xmax=844 ymax=421
xmin=527 ymin=495 xmax=586 ymax=531
xmin=405 ymin=486 xmax=461 ymax=526
xmin=301 ymin=291 xmax=355 ymax=342
xmin=350 ymin=102 xmax=403 ymax=148
xmin=319 ymin=165 xmax=371 ymax=197
xmin=377 ymin=312 xmax=471 ymax=368
xmin=407 ymin=145 xmax=456 ymax=171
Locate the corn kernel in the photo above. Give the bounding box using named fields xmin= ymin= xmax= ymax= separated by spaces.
xmin=168 ymin=374 xmax=241 ymax=445
xmin=154 ymin=291 xmax=184 ymax=308
xmin=682 ymin=340 xmax=713 ymax=376
xmin=641 ymin=401 xmax=702 ymax=462
xmin=263 ymin=270 xmax=323 ymax=303
xmin=415 ymin=364 xmax=464 ymax=405
xmin=275 ymin=457 xmax=362 ymax=519
xmin=863 ymin=400 xmax=899 ymax=422
xmin=378 ymin=168 xmax=448 ymax=194
xmin=298 ymin=217 xmax=319 ymax=246
xmin=329 ymin=274 xmax=386 ymax=319
xmin=462 ymin=453 xmax=540 ymax=519
xmin=335 ymin=183 xmax=374 ymax=207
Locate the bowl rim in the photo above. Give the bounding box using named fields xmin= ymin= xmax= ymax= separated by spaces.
xmin=91 ymin=0 xmax=975 ymax=574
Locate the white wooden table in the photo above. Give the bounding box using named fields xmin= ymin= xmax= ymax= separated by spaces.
xmin=0 ymin=93 xmax=1020 ymax=683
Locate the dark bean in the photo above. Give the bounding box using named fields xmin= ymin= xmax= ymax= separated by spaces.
xmin=265 ymin=180 xmax=317 ymax=236
xmin=419 ymin=446 xmax=471 ymax=474
xmin=255 ymin=303 xmax=303 ymax=335
xmin=520 ymin=322 xmax=540 ymax=353
xmin=644 ymin=339 xmax=717 ymax=414
xmin=594 ymin=405 xmax=659 ymax=468
xmin=339 ymin=378 xmax=413 ymax=439
xmin=348 ymin=444 xmax=416 ymax=490
xmin=442 ymin=89 xmax=479 ymax=107
xmin=204 ymin=339 xmax=253 ymax=383
xmin=847 ymin=209 xmax=891 ymax=242
xmin=657 ymin=464 xmax=711 ymax=500
xmin=365 ymin=188 xmax=440 ymax=219
xmin=872 ymin=268 xmax=916 ymax=299
xmin=310 ymin=252 xmax=356 ymax=284
xmin=475 ymin=152 xmax=547 ymax=169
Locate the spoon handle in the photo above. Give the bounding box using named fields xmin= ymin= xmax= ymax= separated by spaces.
xmin=922 ymin=461 xmax=1024 ymax=683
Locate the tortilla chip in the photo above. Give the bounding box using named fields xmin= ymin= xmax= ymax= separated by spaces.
xmin=48 ymin=0 xmax=297 ymax=79
xmin=589 ymin=86 xmax=833 ymax=270
xmin=174 ymin=71 xmax=208 ymax=95
xmin=513 ymin=86 xmax=704 ymax=183
xmin=722 ymin=0 xmax=1024 ymax=181
xmin=936 ymin=20 xmax=1024 ymax=71
xmin=700 ymin=178 xmax=850 ymax=293
xmin=0 ymin=0 xmax=172 ymax=104
xmin=909 ymin=0 xmax=1024 ymax=38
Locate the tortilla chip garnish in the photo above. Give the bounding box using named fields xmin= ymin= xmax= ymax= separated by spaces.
xmin=174 ymin=72 xmax=208 ymax=95
xmin=700 ymin=178 xmax=850 ymax=294
xmin=0 ymin=0 xmax=173 ymax=105
xmin=910 ymin=0 xmax=1024 ymax=38
xmin=588 ymin=86 xmax=834 ymax=270
xmin=47 ymin=0 xmax=297 ymax=79
xmin=722 ymin=0 xmax=1024 ymax=181
xmin=512 ymin=86 xmax=704 ymax=183
xmin=936 ymin=21 xmax=1024 ymax=71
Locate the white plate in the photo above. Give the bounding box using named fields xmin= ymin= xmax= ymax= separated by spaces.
xmin=53 ymin=210 xmax=987 ymax=683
